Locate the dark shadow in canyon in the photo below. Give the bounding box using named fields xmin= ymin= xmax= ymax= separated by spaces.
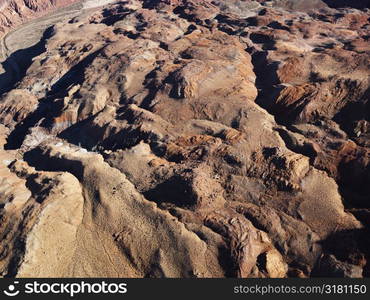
xmin=322 ymin=0 xmax=370 ymax=9
xmin=0 ymin=26 xmax=54 ymax=96
xmin=4 ymin=47 xmax=102 ymax=150
xmin=48 ymin=49 xmax=101 ymax=95
xmin=312 ymin=228 xmax=370 ymax=277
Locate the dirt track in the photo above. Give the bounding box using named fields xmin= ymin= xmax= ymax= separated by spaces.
xmin=0 ymin=0 xmax=118 ymax=88
xmin=0 ymin=2 xmax=82 ymax=62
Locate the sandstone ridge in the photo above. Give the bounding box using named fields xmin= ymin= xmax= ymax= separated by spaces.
xmin=0 ymin=0 xmax=369 ymax=278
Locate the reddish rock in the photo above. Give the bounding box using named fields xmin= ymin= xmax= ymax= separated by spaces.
xmin=0 ymin=0 xmax=369 ymax=278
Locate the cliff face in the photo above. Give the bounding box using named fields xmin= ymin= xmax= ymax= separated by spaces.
xmin=0 ymin=0 xmax=80 ymax=37
xmin=0 ymin=0 xmax=369 ymax=278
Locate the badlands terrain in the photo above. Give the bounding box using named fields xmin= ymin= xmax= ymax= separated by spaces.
xmin=0 ymin=0 xmax=369 ymax=278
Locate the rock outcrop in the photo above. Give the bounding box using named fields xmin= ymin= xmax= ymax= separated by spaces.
xmin=0 ymin=0 xmax=369 ymax=278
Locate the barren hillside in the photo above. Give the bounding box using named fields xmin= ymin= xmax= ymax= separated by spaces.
xmin=0 ymin=0 xmax=369 ymax=278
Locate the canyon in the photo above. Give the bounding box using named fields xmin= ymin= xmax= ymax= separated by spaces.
xmin=0 ymin=0 xmax=81 ymax=38
xmin=0 ymin=0 xmax=369 ymax=278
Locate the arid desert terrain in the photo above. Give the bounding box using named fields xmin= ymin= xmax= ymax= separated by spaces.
xmin=0 ymin=0 xmax=369 ymax=278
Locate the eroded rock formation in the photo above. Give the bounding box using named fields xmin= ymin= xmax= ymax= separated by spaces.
xmin=0 ymin=0 xmax=369 ymax=278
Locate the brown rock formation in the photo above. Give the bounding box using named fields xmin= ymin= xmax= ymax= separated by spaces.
xmin=0 ymin=0 xmax=369 ymax=278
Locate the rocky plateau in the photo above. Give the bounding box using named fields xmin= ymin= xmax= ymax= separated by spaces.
xmin=0 ymin=0 xmax=369 ymax=278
